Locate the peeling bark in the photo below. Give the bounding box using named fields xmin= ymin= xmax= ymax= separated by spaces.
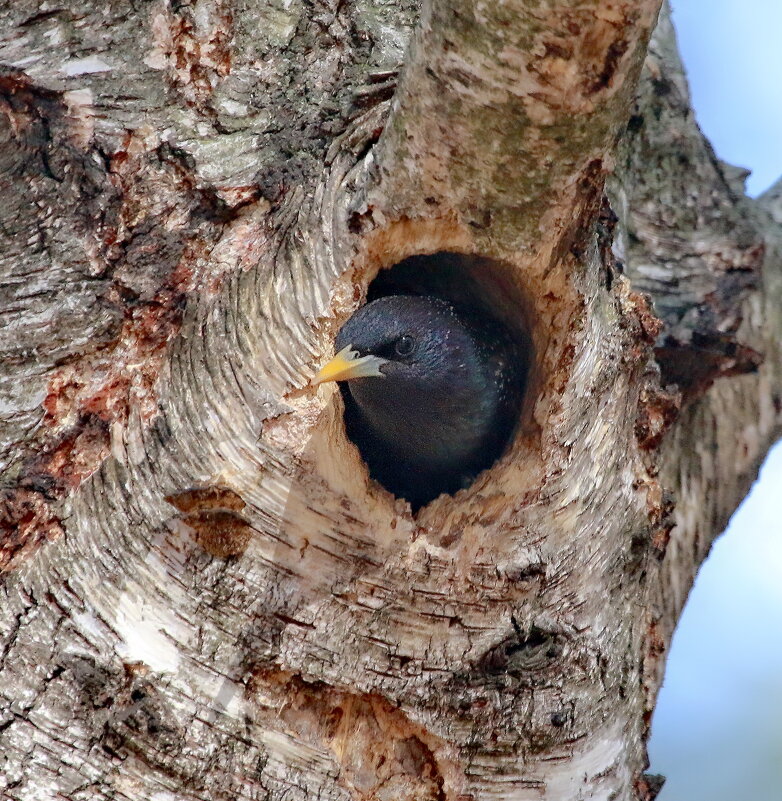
xmin=1 ymin=1 xmax=780 ymax=800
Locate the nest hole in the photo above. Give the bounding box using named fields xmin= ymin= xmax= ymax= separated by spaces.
xmin=338 ymin=251 xmax=533 ymax=511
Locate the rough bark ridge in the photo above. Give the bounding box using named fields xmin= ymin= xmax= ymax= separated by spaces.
xmin=0 ymin=1 xmax=779 ymax=799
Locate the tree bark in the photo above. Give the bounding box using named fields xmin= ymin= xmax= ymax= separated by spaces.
xmin=0 ymin=1 xmax=779 ymax=799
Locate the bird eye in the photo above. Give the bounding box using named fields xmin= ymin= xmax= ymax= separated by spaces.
xmin=394 ymin=335 xmax=415 ymax=356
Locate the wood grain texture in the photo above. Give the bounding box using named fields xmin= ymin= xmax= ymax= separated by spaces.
xmin=1 ymin=1 xmax=780 ymax=800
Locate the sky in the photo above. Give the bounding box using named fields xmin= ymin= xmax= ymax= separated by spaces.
xmin=650 ymin=444 xmax=782 ymax=800
xmin=669 ymin=0 xmax=782 ymax=197
xmin=648 ymin=1 xmax=782 ymax=797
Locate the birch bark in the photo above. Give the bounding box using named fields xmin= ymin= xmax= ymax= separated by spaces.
xmin=0 ymin=1 xmax=779 ymax=799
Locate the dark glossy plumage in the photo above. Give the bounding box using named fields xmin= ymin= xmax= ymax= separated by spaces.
xmin=335 ymin=295 xmax=526 ymax=508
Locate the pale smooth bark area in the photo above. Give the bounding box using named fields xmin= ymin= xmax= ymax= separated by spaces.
xmin=0 ymin=1 xmax=779 ymax=799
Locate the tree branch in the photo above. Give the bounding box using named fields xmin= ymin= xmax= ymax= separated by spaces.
xmin=1 ymin=2 xmax=780 ymax=800
xmin=611 ymin=3 xmax=782 ymax=634
xmin=371 ymin=0 xmax=662 ymax=249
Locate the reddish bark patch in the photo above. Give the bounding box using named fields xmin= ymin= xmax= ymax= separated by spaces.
xmin=552 ymin=342 xmax=577 ymax=395
xmin=177 ymin=509 xmax=254 ymax=559
xmin=555 ymin=161 xmax=607 ymax=268
xmin=635 ymin=383 xmax=680 ymax=451
xmin=28 ymin=414 xmax=111 ymax=491
xmin=166 ymin=486 xmax=246 ymax=514
xmin=153 ymin=1 xmax=234 ymax=114
xmin=588 ymin=36 xmax=629 ymax=93
xmin=1 ymin=75 xmax=220 ymax=572
xmin=627 ymin=291 xmax=663 ymax=345
xmin=644 ymin=481 xmax=675 ymax=555
xmin=530 ymin=7 xmax=631 ymax=109
xmin=166 ymin=486 xmax=252 ymax=558
xmin=634 ymin=772 xmax=665 ymax=801
xmin=0 ymin=489 xmax=65 ymax=573
xmin=248 ymin=669 xmax=450 ymax=801
xmin=1 ymin=415 xmax=113 ymax=572
xmin=656 ymin=333 xmax=763 ymax=401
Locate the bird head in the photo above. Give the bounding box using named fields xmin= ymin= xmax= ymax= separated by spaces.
xmin=312 ymin=295 xmax=468 ymax=389
xmin=311 ymin=293 xmax=524 ymax=503
xmin=311 ymin=294 xmax=488 ymax=452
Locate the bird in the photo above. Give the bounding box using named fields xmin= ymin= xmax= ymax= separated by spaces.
xmin=313 ymin=294 xmax=527 ymax=509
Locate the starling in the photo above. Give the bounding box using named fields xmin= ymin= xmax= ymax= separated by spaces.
xmin=313 ymin=295 xmax=527 ymax=508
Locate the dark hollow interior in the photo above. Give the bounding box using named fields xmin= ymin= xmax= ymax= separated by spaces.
xmin=340 ymin=251 xmax=531 ymax=511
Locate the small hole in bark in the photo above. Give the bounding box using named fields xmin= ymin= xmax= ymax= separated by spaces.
xmin=479 ymin=625 xmax=564 ymax=676
xmin=333 ymin=252 xmax=532 ymax=511
xmin=627 ymin=114 xmax=644 ymax=134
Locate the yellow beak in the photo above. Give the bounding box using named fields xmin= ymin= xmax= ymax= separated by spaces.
xmin=312 ymin=345 xmax=387 ymax=385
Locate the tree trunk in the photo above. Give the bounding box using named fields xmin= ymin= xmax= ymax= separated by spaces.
xmin=1 ymin=1 xmax=779 ymax=799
